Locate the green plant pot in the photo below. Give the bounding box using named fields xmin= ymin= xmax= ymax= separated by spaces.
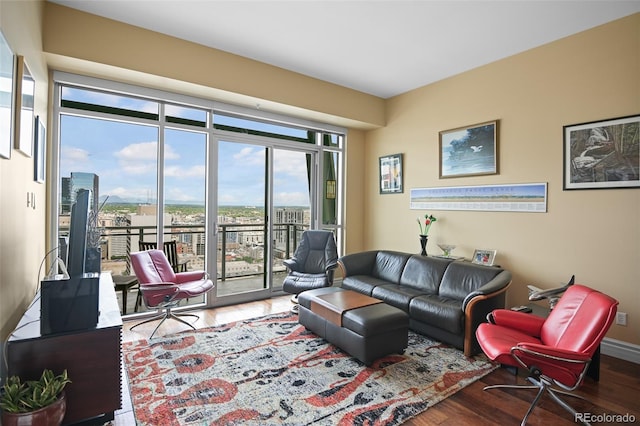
xmin=1 ymin=391 xmax=66 ymax=426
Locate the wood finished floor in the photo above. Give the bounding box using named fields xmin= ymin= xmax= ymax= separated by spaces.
xmin=117 ymin=295 xmax=640 ymax=425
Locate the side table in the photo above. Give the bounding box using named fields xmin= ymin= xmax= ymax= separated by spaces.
xmin=112 ymin=275 xmax=140 ymax=314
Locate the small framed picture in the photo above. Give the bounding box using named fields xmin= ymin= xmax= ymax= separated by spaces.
xmin=34 ymin=116 xmax=45 ymax=183
xmin=379 ymin=153 xmax=403 ymax=194
xmin=472 ymin=249 xmax=497 ymax=266
xmin=326 ymin=179 xmax=336 ymax=199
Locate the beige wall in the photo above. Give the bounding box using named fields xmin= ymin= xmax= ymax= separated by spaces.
xmin=364 ymin=14 xmax=640 ymax=345
xmin=0 ymin=1 xmax=49 ymax=350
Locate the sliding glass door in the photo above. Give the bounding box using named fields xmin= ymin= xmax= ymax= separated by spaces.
xmin=213 ymin=136 xmax=314 ymax=303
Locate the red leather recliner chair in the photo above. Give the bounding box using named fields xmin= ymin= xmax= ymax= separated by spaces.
xmin=130 ymin=249 xmax=214 ymax=338
xmin=476 ymin=284 xmax=618 ymax=426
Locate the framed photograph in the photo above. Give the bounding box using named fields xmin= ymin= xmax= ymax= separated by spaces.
xmin=439 ymin=120 xmax=498 ymax=178
xmin=379 ymin=153 xmax=403 ymax=194
xmin=326 ymin=179 xmax=336 ymax=199
xmin=14 ymin=55 xmax=35 ymax=157
xmin=563 ymin=114 xmax=640 ymax=190
xmin=472 ymin=249 xmax=497 ymax=266
xmin=34 ymin=116 xmax=45 ymax=183
xmin=0 ymin=31 xmax=15 ymax=159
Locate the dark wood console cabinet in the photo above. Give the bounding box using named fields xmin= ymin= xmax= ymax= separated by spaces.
xmin=7 ymin=273 xmax=122 ymax=425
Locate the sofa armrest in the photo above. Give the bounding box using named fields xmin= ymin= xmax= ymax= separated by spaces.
xmin=337 ymin=251 xmax=379 ymax=277
xmin=461 ymin=270 xmax=512 ymax=311
xmin=462 ymin=275 xmax=512 ymax=356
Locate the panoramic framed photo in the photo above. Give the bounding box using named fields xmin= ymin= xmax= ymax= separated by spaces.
xmin=563 ymin=114 xmax=640 ymax=190
xmin=379 ymin=153 xmax=403 ymax=194
xmin=439 ymin=120 xmax=498 ymax=178
xmin=472 ymin=249 xmax=497 ymax=266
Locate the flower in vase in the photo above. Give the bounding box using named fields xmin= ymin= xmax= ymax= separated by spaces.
xmin=417 ymin=214 xmax=437 ymax=236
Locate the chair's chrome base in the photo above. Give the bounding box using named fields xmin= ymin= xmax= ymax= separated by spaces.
xmin=130 ymin=308 xmax=199 ymax=339
xmin=290 ymin=294 xmax=300 ymax=313
xmin=484 ymin=376 xmax=591 ymax=426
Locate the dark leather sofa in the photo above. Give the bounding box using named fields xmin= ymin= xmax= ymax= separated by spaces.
xmin=338 ymin=250 xmax=512 ymax=356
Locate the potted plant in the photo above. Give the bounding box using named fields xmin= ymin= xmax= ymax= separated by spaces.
xmin=0 ymin=369 xmax=71 ymax=426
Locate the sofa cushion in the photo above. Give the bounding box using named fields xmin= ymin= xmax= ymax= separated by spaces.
xmin=409 ymin=294 xmax=464 ymax=335
xmin=399 ymin=255 xmax=452 ymax=293
xmin=371 ymin=251 xmax=411 ymax=284
xmin=341 ymin=275 xmax=390 ymax=296
xmin=371 ymin=284 xmax=425 ymax=312
xmin=439 ymin=262 xmax=503 ymax=301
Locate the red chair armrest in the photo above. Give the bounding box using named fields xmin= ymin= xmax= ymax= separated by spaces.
xmin=514 ymin=343 xmax=591 ymax=363
xmin=175 ymin=271 xmax=208 ymax=283
xmin=490 ymin=309 xmax=546 ymax=337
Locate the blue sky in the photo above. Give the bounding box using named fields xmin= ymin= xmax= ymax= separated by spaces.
xmin=59 ymin=91 xmax=311 ymax=206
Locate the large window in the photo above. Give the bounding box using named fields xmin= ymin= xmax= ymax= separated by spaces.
xmin=51 ymin=73 xmax=345 ymax=314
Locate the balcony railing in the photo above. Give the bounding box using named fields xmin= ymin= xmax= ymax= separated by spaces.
xmin=60 ymin=222 xmax=309 ymax=282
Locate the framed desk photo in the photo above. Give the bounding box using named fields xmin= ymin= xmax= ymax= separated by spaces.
xmin=379 ymin=153 xmax=403 ymax=194
xmin=472 ymin=249 xmax=497 ymax=266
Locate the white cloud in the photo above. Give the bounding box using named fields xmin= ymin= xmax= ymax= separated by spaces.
xmin=274 ymin=151 xmax=308 ymax=179
xmin=62 ymin=146 xmax=90 ymax=162
xmin=233 ymin=146 xmax=264 ymax=166
xmin=114 ymin=142 xmax=182 ymax=176
xmin=274 ymin=191 xmax=310 ymax=206
xmin=115 ymin=141 xmax=157 ymax=161
xmin=165 ymin=164 xmax=205 ymax=178
xmin=107 ymin=186 xmax=155 ymax=201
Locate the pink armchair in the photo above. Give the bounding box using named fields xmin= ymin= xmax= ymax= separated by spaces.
xmin=130 ymin=249 xmax=214 ymax=338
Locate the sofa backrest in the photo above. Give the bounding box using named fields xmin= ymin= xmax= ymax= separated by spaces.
xmin=399 ymin=255 xmax=452 ymax=293
xmin=372 ymin=251 xmax=411 ymax=284
xmin=439 ymin=261 xmax=503 ymax=300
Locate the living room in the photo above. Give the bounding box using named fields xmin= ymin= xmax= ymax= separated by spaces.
xmin=0 ymin=1 xmax=638 ymax=423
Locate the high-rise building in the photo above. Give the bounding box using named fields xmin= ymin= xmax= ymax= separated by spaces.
xmin=61 ymin=172 xmax=100 ymax=216
xmin=60 ymin=177 xmax=72 ymax=214
xmin=70 ymin=172 xmax=99 ymax=214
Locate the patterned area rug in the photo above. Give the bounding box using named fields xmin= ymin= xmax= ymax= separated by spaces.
xmin=123 ymin=312 xmax=497 ymax=425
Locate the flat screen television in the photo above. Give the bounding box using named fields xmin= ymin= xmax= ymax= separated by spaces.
xmin=41 ymin=188 xmax=99 ymax=335
xmin=66 ymin=188 xmax=90 ymax=277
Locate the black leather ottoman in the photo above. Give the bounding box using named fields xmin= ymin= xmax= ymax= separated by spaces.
xmin=298 ymin=287 xmax=409 ymax=365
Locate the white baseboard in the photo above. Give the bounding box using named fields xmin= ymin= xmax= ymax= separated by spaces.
xmin=601 ymin=337 xmax=640 ymax=364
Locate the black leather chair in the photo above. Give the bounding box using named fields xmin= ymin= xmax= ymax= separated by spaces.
xmin=139 ymin=240 xmax=188 ymax=273
xmin=282 ymin=230 xmax=338 ymax=312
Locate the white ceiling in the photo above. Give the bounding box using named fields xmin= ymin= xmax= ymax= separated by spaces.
xmin=50 ymin=1 xmax=640 ymax=99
